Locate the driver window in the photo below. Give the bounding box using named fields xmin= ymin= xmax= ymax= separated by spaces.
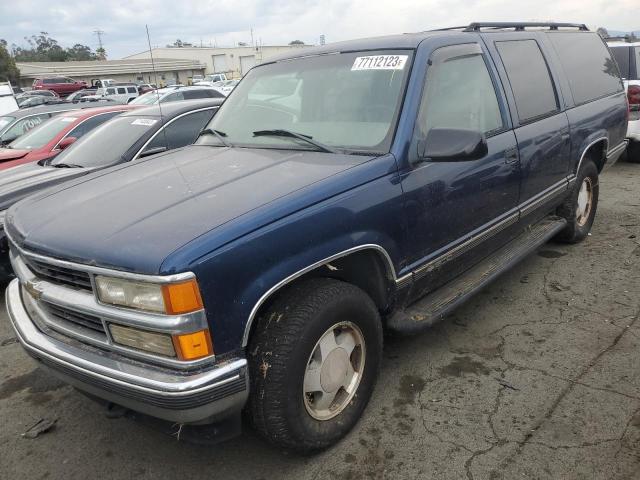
xmin=416 ymin=47 xmax=503 ymax=139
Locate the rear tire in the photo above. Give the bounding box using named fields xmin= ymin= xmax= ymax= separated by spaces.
xmin=247 ymin=278 xmax=383 ymax=452
xmin=555 ymin=159 xmax=599 ymax=243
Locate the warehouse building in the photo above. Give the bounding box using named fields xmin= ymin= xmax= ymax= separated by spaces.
xmin=124 ymin=44 xmax=311 ymax=78
xmin=15 ymin=58 xmax=207 ymax=88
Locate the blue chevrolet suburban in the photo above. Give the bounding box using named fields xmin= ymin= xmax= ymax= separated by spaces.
xmin=4 ymin=23 xmax=628 ymax=452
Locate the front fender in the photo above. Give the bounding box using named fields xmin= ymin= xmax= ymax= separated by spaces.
xmin=186 ymin=171 xmax=407 ymax=354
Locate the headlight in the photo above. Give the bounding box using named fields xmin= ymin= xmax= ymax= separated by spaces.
xmin=95 ymin=276 xmax=204 ymax=315
xmin=109 ymin=323 xmax=176 ymax=357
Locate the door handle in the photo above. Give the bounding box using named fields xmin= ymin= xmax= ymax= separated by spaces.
xmin=504 ymin=147 xmax=518 ymax=164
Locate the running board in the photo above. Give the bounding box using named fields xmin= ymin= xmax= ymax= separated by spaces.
xmin=387 ymin=215 xmax=567 ymax=334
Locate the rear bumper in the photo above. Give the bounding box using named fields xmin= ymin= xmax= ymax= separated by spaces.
xmin=6 ymin=278 xmax=249 ymax=424
xmin=628 ymin=119 xmax=640 ymax=143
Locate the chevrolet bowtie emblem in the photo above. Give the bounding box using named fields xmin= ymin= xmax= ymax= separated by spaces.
xmin=24 ymin=280 xmax=44 ymax=300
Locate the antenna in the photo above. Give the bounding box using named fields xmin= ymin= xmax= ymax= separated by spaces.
xmin=93 ymin=29 xmax=105 ymax=50
xmin=145 ymin=25 xmax=169 ymax=151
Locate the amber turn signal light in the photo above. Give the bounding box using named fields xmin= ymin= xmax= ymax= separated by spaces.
xmin=161 ymin=279 xmax=204 ymax=315
xmin=173 ymin=329 xmax=214 ymax=360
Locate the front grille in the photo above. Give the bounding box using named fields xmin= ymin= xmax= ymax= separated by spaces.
xmin=23 ymin=257 xmax=93 ymax=291
xmin=40 ymin=301 xmax=106 ymax=335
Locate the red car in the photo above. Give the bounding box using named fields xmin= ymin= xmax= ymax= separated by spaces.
xmin=33 ymin=77 xmax=88 ymax=97
xmin=0 ymin=105 xmax=141 ymax=171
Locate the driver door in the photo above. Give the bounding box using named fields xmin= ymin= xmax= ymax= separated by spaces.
xmin=400 ymin=43 xmax=521 ymax=301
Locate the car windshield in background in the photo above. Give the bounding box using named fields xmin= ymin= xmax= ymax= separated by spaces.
xmin=9 ymin=116 xmax=76 ymax=150
xmin=0 ymin=116 xmax=15 ymax=132
xmin=50 ymin=116 xmax=158 ymax=168
xmin=130 ymin=92 xmax=162 ymax=105
xmin=200 ymin=50 xmax=413 ymax=153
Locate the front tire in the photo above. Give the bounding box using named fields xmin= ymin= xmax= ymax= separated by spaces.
xmin=556 ymin=159 xmax=599 ymax=243
xmin=247 ymin=278 xmax=383 ymax=452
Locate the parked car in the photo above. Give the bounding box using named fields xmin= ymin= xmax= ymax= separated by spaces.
xmin=195 ymin=73 xmax=228 ymax=86
xmin=137 ymin=83 xmax=157 ymax=94
xmin=0 ymin=99 xmax=222 ymax=278
xmin=94 ymin=83 xmax=140 ymax=103
xmin=15 ymin=90 xmax=59 ymax=108
xmin=66 ymin=89 xmax=102 ymax=103
xmin=0 ymin=103 xmax=91 ymax=146
xmin=213 ymin=79 xmax=240 ymax=96
xmin=609 ymin=41 xmax=640 ymax=161
xmin=130 ymin=86 xmax=225 ymax=105
xmin=4 ymin=22 xmax=627 ymax=452
xmin=0 ymin=104 xmax=140 ymax=171
xmin=0 ymin=82 xmax=19 ymax=116
xmin=32 ymin=77 xmax=88 ymax=97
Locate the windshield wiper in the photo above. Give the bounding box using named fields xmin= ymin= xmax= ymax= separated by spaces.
xmin=52 ymin=163 xmax=83 ymax=168
xmin=198 ymin=128 xmax=231 ymax=147
xmin=252 ymin=129 xmax=338 ymax=154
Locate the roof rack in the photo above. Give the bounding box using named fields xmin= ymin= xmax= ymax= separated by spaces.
xmin=463 ymin=22 xmax=589 ymax=32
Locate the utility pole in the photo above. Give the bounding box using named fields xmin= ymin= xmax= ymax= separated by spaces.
xmin=250 ymin=28 xmax=254 ymax=48
xmin=93 ymin=29 xmax=105 ymax=50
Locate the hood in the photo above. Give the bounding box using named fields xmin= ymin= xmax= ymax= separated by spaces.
xmin=8 ymin=146 xmax=378 ymax=273
xmin=0 ymin=163 xmax=87 ymax=211
xmin=0 ymin=148 xmax=29 ymax=162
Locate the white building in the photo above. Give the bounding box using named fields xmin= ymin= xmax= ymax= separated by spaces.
xmin=124 ymin=45 xmax=311 ymax=78
xmin=16 ymin=58 xmax=207 ymax=88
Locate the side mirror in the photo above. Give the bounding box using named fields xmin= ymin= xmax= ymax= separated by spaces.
xmin=417 ymin=128 xmax=488 ymax=162
xmin=57 ymin=136 xmax=77 ymax=150
xmin=138 ymin=146 xmax=168 ymax=158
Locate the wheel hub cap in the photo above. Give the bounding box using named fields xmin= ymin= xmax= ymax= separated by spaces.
xmin=303 ymin=322 xmax=365 ymax=421
xmin=576 ymin=177 xmax=593 ymax=227
xmin=320 ymin=348 xmax=350 ymax=393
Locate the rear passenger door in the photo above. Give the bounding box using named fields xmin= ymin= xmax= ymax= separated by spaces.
xmin=483 ymin=34 xmax=570 ymax=219
xmin=401 ymin=42 xmax=521 ymax=300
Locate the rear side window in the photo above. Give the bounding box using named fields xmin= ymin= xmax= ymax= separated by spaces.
xmin=106 ymin=88 xmax=116 ymax=95
xmin=610 ymin=47 xmax=630 ymax=79
xmin=145 ymin=109 xmax=215 ymax=150
xmin=66 ymin=112 xmax=121 ymax=140
xmin=127 ymin=87 xmax=137 ymax=93
xmin=417 ymin=47 xmax=504 ymax=136
xmin=547 ymin=32 xmax=623 ymax=105
xmin=495 ymin=40 xmax=558 ymax=122
xmin=117 ymin=87 xmax=126 ymax=94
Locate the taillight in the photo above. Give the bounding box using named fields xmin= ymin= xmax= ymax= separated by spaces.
xmin=628 ymin=85 xmax=640 ymax=105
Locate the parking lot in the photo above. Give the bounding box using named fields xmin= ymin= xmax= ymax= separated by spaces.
xmin=0 ymin=160 xmax=638 ymax=479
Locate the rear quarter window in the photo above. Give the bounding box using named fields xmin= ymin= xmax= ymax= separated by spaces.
xmin=547 ymin=32 xmax=623 ymax=105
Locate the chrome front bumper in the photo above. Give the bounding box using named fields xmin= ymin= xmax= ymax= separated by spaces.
xmin=6 ymin=279 xmax=249 ymax=424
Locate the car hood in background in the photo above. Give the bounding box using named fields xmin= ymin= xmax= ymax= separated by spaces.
xmin=0 ymin=163 xmax=88 ymax=211
xmin=7 ymin=146 xmax=378 ymax=274
xmin=0 ymin=148 xmax=29 ymax=162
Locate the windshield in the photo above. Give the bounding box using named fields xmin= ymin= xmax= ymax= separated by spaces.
xmin=0 ymin=116 xmax=15 ymax=133
xmin=130 ymin=91 xmax=162 ymax=105
xmin=199 ymin=50 xmax=412 ymax=153
xmin=10 ymin=116 xmax=76 ymax=150
xmin=50 ymin=115 xmax=158 ymax=168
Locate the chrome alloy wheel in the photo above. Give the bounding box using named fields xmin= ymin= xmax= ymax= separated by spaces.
xmin=576 ymin=177 xmax=594 ymax=227
xmin=303 ymin=322 xmax=366 ymax=421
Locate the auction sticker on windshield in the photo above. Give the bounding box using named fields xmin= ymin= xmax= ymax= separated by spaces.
xmin=131 ymin=118 xmax=158 ymax=126
xmin=351 ymin=55 xmax=408 ymax=71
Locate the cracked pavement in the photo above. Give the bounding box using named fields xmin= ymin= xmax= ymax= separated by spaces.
xmin=1 ymin=162 xmax=639 ymax=479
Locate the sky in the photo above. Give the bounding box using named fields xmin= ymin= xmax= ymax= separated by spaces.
xmin=1 ymin=0 xmax=638 ymax=59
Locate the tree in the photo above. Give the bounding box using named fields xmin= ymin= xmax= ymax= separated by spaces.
xmin=0 ymin=39 xmax=20 ymax=83
xmin=96 ymin=47 xmax=106 ymax=60
xmin=12 ymin=32 xmax=100 ymax=62
xmin=289 ymin=40 xmax=305 ymax=45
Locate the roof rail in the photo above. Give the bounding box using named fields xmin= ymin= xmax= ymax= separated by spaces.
xmin=463 ymin=22 xmax=589 ymax=32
